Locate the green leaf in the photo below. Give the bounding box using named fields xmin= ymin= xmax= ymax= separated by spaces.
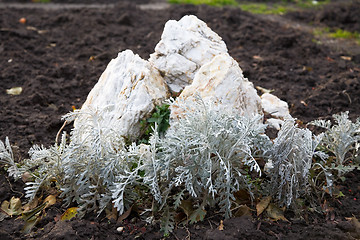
xmin=160 ymin=206 xmax=174 ymax=236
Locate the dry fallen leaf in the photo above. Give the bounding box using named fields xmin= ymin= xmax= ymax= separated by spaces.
xmin=105 ymin=205 xmax=118 ymax=221
xmin=60 ymin=207 xmax=78 ymax=221
xmin=340 ymin=56 xmax=352 ymax=61
xmin=44 ymin=195 xmax=57 ymax=208
xmin=218 ymin=220 xmax=224 ymax=231
xmin=266 ymin=203 xmax=288 ymax=222
xmin=252 ymin=55 xmax=263 ymax=61
xmin=256 ymin=86 xmax=274 ymax=94
xmin=22 ymin=197 xmax=38 ymax=212
xmin=0 ymin=212 xmax=7 ymax=222
xmin=302 ymin=66 xmax=313 ymax=72
xmin=256 ymin=196 xmax=272 ymax=216
xmin=21 ymin=172 xmax=33 ymax=183
xmin=22 ymin=217 xmax=40 ymax=234
xmin=21 ymin=202 xmax=46 ymax=222
xmin=174 ymin=212 xmax=187 ymax=224
xmin=234 ymin=205 xmax=252 ymax=217
xmin=117 ymin=204 xmax=133 ymax=222
xmin=6 ymin=87 xmax=22 ymax=95
xmin=179 ymin=199 xmax=194 ymax=218
xmin=1 ymin=197 xmax=22 ymax=217
xmin=233 ymin=189 xmax=251 ymax=205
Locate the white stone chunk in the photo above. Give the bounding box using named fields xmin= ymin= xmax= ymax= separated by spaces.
xmin=149 ymin=15 xmax=228 ymax=94
xmin=171 ymin=53 xmax=263 ymax=119
xmin=74 ymin=50 xmax=169 ymax=141
xmin=261 ymin=93 xmax=291 ymax=129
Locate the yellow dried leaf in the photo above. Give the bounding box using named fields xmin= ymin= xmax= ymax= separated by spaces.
xmin=256 ymin=196 xmax=271 ymax=216
xmin=6 ymin=87 xmax=22 ymax=95
xmin=1 ymin=197 xmax=22 ymax=217
xmin=44 ymin=195 xmax=56 ymax=208
xmin=60 ymin=207 xmax=78 ymax=221
xmin=218 ymin=220 xmax=224 ymax=231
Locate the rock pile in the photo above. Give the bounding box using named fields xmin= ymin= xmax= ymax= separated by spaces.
xmin=74 ymin=15 xmax=290 ymax=141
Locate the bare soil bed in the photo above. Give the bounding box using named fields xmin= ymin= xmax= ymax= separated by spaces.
xmin=0 ymin=0 xmax=359 ymax=239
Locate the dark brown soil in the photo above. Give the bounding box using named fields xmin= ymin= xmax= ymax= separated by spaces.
xmin=0 ymin=0 xmax=360 ymax=239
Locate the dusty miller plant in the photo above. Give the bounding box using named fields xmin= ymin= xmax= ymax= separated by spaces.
xmin=266 ymin=118 xmax=331 ymax=207
xmin=3 ymin=97 xmax=357 ymax=235
xmin=0 ymin=134 xmax=68 ymax=201
xmin=309 ymin=111 xmax=360 ymax=176
xmin=0 ymin=137 xmax=23 ymax=180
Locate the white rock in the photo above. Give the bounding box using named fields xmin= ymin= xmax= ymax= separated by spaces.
xmin=261 ymin=93 xmax=291 ymax=129
xmin=74 ymin=50 xmax=169 ymax=141
xmin=149 ymin=15 xmax=228 ymax=94
xmin=266 ymin=118 xmax=285 ymax=131
xmin=171 ymin=53 xmax=263 ymax=119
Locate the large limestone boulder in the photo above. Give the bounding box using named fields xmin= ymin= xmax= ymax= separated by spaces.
xmin=149 ymin=15 xmax=228 ymax=94
xmin=73 ymin=50 xmax=169 ymax=142
xmin=171 ymin=53 xmax=263 ymax=119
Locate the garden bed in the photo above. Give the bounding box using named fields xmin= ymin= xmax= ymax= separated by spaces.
xmin=0 ymin=0 xmax=359 ymax=239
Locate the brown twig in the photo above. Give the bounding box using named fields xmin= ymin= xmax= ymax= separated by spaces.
xmin=55 ymin=120 xmax=68 ymax=145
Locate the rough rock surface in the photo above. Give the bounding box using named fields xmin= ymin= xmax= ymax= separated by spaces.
xmin=149 ymin=15 xmax=228 ymax=93
xmin=73 ymin=50 xmax=169 ymax=141
xmin=261 ymin=93 xmax=291 ymax=129
xmin=171 ymin=53 xmax=263 ymax=119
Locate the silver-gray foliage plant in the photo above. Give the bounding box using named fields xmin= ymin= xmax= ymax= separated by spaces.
xmin=2 ymin=96 xmax=358 ymax=234
xmin=309 ymin=111 xmax=360 ymax=175
xmin=0 ymin=97 xmax=271 ymax=225
xmin=267 ymin=118 xmax=331 ymax=207
xmin=138 ymin=97 xmax=271 ymax=218
xmin=111 ymin=96 xmax=272 ymax=230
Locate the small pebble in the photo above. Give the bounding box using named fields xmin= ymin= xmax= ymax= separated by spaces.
xmin=117 ymin=226 xmax=124 ymax=232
